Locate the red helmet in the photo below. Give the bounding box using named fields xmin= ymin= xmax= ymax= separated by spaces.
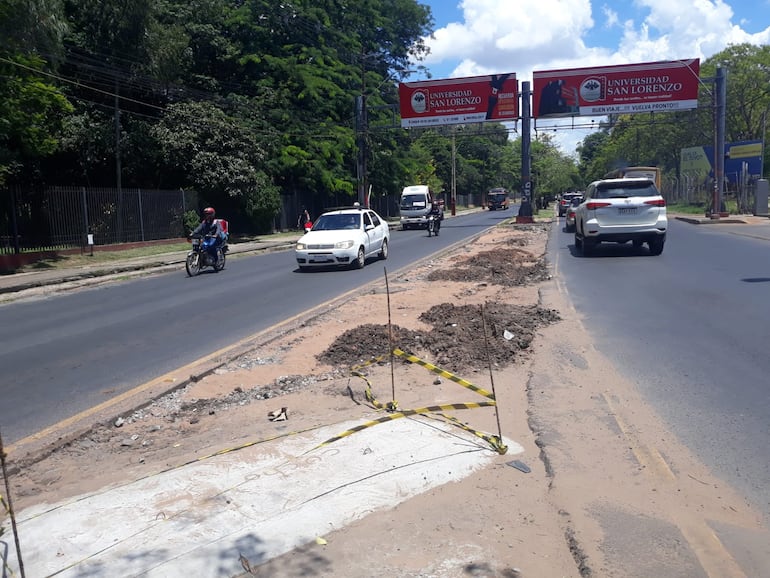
xmin=203 ymin=207 xmax=215 ymax=218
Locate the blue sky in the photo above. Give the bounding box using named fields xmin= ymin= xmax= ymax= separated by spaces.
xmin=417 ymin=0 xmax=770 ymax=153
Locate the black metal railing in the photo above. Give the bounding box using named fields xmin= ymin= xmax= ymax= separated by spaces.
xmin=1 ymin=186 xmax=195 ymax=254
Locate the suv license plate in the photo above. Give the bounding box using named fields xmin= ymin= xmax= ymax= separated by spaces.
xmin=618 ymin=208 xmax=637 ymax=215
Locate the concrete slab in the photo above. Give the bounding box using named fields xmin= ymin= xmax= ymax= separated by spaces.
xmin=2 ymin=417 xmax=522 ymax=577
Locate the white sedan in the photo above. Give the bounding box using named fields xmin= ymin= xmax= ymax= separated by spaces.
xmin=295 ymin=207 xmax=390 ymax=270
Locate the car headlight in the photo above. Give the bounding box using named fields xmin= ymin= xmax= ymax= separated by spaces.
xmin=335 ymin=240 xmax=355 ymax=249
xmin=296 ymin=242 xmax=307 ymax=250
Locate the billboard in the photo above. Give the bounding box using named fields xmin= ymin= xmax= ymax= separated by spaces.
xmin=533 ymin=59 xmax=700 ymax=118
xmin=681 ymin=140 xmax=763 ymax=184
xmin=398 ymin=74 xmax=518 ymax=128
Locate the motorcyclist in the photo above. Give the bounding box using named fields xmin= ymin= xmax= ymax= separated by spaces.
xmin=191 ymin=207 xmax=224 ymax=264
xmin=427 ymin=200 xmax=443 ymax=233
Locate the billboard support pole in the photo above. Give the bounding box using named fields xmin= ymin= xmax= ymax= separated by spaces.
xmin=713 ymin=66 xmax=727 ymax=218
xmin=517 ymin=81 xmax=534 ymax=223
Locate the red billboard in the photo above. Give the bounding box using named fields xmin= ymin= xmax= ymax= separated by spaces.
xmin=398 ymin=74 xmax=518 ymax=128
xmin=533 ymin=59 xmax=700 ymax=118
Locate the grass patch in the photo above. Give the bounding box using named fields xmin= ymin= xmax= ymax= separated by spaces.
xmin=20 ymin=242 xmax=192 ymax=272
xmin=667 ymin=202 xmax=708 ymax=214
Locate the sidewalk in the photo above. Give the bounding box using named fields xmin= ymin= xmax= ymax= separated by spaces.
xmin=0 ymin=236 xmax=300 ymax=296
xmin=2 ymin=418 xmax=523 ymax=577
xmin=672 ymin=213 xmax=770 ymax=225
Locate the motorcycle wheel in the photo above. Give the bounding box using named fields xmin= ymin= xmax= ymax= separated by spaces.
xmin=213 ymin=249 xmax=226 ymax=272
xmin=427 ymin=221 xmax=433 ymax=237
xmin=185 ymin=252 xmax=201 ymax=276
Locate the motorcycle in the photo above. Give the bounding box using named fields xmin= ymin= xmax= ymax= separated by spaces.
xmin=186 ymin=233 xmax=226 ymax=276
xmin=427 ymin=214 xmax=440 ymax=237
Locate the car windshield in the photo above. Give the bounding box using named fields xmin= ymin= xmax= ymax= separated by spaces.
xmin=595 ymin=182 xmax=658 ymax=198
xmin=400 ymin=194 xmax=427 ymax=209
xmin=312 ymin=213 xmax=361 ymax=231
xmin=489 ymin=193 xmax=506 ymax=201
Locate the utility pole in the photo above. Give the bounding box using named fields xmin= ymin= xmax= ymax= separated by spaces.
xmin=516 ymin=81 xmax=534 ymax=223
xmin=356 ymin=94 xmax=367 ymax=207
xmin=706 ymin=66 xmax=727 ymax=218
xmin=115 ymin=79 xmax=124 ymax=241
xmin=714 ymin=66 xmax=727 ymax=217
xmin=356 ymin=51 xmax=369 ymax=207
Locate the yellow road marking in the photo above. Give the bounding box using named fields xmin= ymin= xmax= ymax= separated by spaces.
xmin=601 ymin=392 xmax=675 ymax=481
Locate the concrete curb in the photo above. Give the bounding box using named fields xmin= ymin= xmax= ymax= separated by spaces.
xmin=0 ymin=240 xmax=298 ymax=295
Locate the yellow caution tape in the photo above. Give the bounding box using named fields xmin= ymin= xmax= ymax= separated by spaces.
xmin=314 ymin=401 xmax=501 ymax=450
xmin=320 ymin=348 xmax=508 ymax=455
xmin=392 ymin=348 xmax=496 ymax=400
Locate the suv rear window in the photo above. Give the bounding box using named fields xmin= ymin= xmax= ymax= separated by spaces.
xmin=595 ymin=181 xmax=658 ymax=198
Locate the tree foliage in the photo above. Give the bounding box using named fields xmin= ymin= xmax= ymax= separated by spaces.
xmin=0 ymin=0 xmax=72 ymax=184
xmin=2 ymin=0 xmax=578 ymax=232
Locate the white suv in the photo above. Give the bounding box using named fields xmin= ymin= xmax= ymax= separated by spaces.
xmin=574 ymin=178 xmax=667 ymax=256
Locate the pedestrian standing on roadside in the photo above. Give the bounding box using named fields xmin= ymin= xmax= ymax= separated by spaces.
xmin=298 ymin=208 xmax=311 ymax=231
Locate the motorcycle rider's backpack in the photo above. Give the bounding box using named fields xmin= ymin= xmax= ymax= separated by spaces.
xmin=215 ymin=219 xmax=229 ymax=242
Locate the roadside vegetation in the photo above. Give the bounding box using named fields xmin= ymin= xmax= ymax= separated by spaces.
xmin=1 ymin=2 xmax=768 ymax=234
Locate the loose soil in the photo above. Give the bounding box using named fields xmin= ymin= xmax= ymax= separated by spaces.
xmin=2 ymin=221 xmax=766 ymax=578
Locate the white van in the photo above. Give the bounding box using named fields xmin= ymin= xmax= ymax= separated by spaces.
xmin=399 ymin=185 xmax=434 ymax=230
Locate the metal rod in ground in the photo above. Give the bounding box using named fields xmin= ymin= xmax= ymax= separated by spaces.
xmin=0 ymin=427 xmax=26 ymax=578
xmin=481 ymin=304 xmax=504 ymax=442
xmin=384 ymin=267 xmax=396 ymax=403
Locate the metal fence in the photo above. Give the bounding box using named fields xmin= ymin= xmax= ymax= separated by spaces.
xmin=663 ymin=173 xmax=762 ymax=213
xmin=1 ymin=186 xmax=195 ymax=254
xmin=2 ymin=185 xmax=488 ymax=254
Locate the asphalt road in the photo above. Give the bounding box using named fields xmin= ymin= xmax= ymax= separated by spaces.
xmin=550 ymin=216 xmax=770 ymax=527
xmin=0 ymin=209 xmax=511 ymax=446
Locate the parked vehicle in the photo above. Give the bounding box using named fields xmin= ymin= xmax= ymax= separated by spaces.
xmin=486 ymin=187 xmax=510 ymax=211
xmin=295 ymin=206 xmax=390 ymax=270
xmin=399 ymin=185 xmax=434 ymax=230
xmin=574 ymin=178 xmax=667 ymax=256
xmin=186 ymin=234 xmax=226 ymax=276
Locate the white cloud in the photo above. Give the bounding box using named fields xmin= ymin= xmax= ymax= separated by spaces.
xmin=421 ymin=0 xmax=770 ymax=154
xmin=622 ymin=0 xmax=770 ymax=59
xmin=602 ymin=5 xmax=619 ymax=29
xmin=424 ymin=0 xmax=595 ymax=80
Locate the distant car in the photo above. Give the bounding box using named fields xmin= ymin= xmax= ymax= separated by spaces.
xmin=486 ymin=189 xmax=510 ymax=211
xmin=558 ymin=192 xmax=581 ymax=216
xmin=564 ymin=195 xmax=583 ymax=232
xmin=295 ymin=206 xmax=390 ymax=270
xmin=574 ymin=178 xmax=667 ymax=256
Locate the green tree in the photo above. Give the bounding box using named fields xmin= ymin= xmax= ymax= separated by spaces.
xmin=153 ymin=100 xmax=280 ymax=233
xmin=0 ymin=0 xmax=72 ymax=184
xmin=529 ymin=134 xmax=580 ymax=205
